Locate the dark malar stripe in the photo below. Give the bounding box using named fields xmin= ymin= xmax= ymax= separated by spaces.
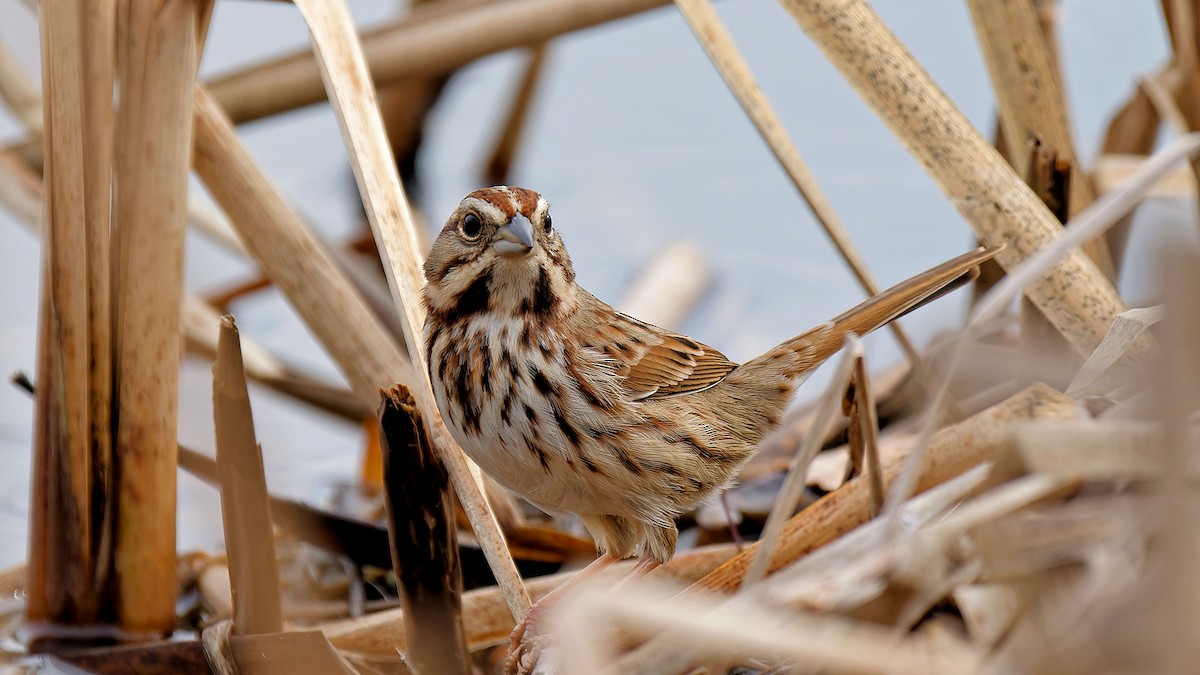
xmin=444 ymin=268 xmax=492 ymax=322
xmin=531 ymin=265 xmax=556 ymax=316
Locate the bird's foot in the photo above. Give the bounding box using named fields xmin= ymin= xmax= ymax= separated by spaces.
xmin=505 ymin=604 xmax=546 ymax=675
xmin=504 ymin=553 xmax=624 ymax=674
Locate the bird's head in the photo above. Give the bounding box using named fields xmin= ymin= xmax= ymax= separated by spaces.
xmin=423 ymin=186 xmax=577 ymax=323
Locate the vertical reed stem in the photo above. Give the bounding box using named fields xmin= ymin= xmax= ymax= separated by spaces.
xmin=110 ymin=0 xmax=198 ymax=637
xmin=28 ymin=0 xmax=96 ymax=630
xmin=81 ymin=0 xmax=117 ymax=600
xmin=380 ymin=386 xmax=469 ymax=675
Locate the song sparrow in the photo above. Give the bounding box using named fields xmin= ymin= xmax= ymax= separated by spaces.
xmin=423 ymin=186 xmax=996 ymax=568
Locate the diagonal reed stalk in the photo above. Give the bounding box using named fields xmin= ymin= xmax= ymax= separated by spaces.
xmin=207 ymin=0 xmax=671 ymax=124
xmin=673 ymin=0 xmax=923 ymax=367
xmin=776 ymin=0 xmax=1132 ymax=360
xmin=291 ymin=0 xmax=531 ymax=621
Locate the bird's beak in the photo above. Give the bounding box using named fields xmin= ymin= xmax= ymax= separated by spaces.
xmin=492 ymin=213 xmax=536 ymax=256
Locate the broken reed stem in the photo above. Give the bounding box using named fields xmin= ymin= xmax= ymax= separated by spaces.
xmin=777 ymin=0 xmax=1130 ymax=359
xmin=110 ymin=0 xmax=198 ymax=636
xmin=291 ymin=0 xmax=530 ymax=620
xmin=673 ymin=0 xmax=923 ymax=367
xmin=964 ymin=0 xmax=1108 ymax=233
xmin=846 ymin=351 xmax=883 ymax=516
xmin=688 ymin=383 xmax=1075 ymax=593
xmin=213 ymin=316 xmax=283 ymax=636
xmin=27 ymin=0 xmax=96 ymax=628
xmin=379 ymin=386 xmax=469 ymax=675
xmin=208 ymin=0 xmax=671 ymax=124
xmin=484 ymin=42 xmax=548 ymax=185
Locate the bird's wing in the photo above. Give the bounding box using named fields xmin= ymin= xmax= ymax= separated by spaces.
xmin=579 ymin=297 xmax=738 ymax=400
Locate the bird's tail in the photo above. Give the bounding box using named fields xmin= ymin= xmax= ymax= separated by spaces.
xmin=738 ymin=245 xmax=1002 ymax=382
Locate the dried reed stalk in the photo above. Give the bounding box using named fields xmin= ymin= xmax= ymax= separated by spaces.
xmin=80 ymin=0 xmax=116 ymax=605
xmin=1093 ymin=155 xmax=1194 ymax=198
xmin=192 ymin=87 xmax=416 ymax=403
xmin=743 ymin=338 xmax=860 ymax=588
xmin=185 ymin=313 xmax=366 ymax=421
xmin=690 ymin=383 xmax=1075 ymax=593
xmin=484 ymin=43 xmax=548 ymax=185
xmin=777 ymin=0 xmax=1129 ymax=359
xmin=379 ymin=386 xmax=469 ymax=675
xmin=597 ymin=576 xmax=978 ymax=675
xmin=320 ymin=544 xmax=738 ymax=655
xmin=0 ymin=38 xmax=41 ymax=132
xmin=208 ymin=0 xmax=671 ymax=124
xmin=291 ymin=0 xmax=530 ymax=619
xmin=0 ymin=152 xmax=361 ymax=424
xmin=1099 ymin=84 xmax=1160 ymax=266
xmin=845 ymin=350 xmax=883 ymax=516
xmin=26 ymin=0 xmax=103 ymax=629
xmin=0 ymin=149 xmax=41 ymax=223
xmin=213 ymin=316 xmax=283 ymax=636
xmin=964 ymin=0 xmax=1113 ymax=282
xmin=110 ymin=0 xmax=198 ymax=636
xmin=617 ymin=241 xmax=711 ymax=330
xmin=673 ymin=0 xmax=922 ymax=365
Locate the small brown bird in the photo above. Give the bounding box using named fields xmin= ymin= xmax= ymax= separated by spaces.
xmin=423 ymin=186 xmax=995 ymax=571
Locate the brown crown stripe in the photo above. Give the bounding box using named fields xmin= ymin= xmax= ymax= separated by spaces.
xmin=509 ymin=186 xmax=540 ymax=215
xmin=466 ymin=186 xmax=541 ymax=220
xmin=466 ymin=187 xmax=516 ymax=219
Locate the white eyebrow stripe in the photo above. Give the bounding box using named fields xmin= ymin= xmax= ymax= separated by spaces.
xmin=534 ymin=196 xmax=549 ymax=221
xmin=461 ymin=196 xmax=506 ymax=222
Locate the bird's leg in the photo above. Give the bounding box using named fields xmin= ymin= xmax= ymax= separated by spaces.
xmin=507 ymin=554 xmax=665 ymax=673
xmin=508 ymin=552 xmax=618 ymax=668
xmin=614 ymin=556 xmax=661 ymax=589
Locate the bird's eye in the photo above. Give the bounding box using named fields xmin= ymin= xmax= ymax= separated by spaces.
xmin=543 ymin=213 xmax=553 ymax=235
xmin=459 ymin=213 xmax=482 ymax=240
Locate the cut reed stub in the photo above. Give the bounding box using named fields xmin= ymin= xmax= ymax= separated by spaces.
xmin=378 ymin=385 xmax=470 ymax=675
xmin=213 ymin=315 xmax=283 ymax=637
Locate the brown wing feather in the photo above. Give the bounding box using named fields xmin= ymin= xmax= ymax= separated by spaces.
xmin=576 ymin=292 xmax=738 ymax=400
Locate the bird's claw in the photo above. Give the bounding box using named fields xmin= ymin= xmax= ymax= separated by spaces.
xmin=505 ymin=614 xmax=542 ymax=675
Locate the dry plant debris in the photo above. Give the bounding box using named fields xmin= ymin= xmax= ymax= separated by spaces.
xmin=0 ymin=0 xmax=1197 ymax=673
